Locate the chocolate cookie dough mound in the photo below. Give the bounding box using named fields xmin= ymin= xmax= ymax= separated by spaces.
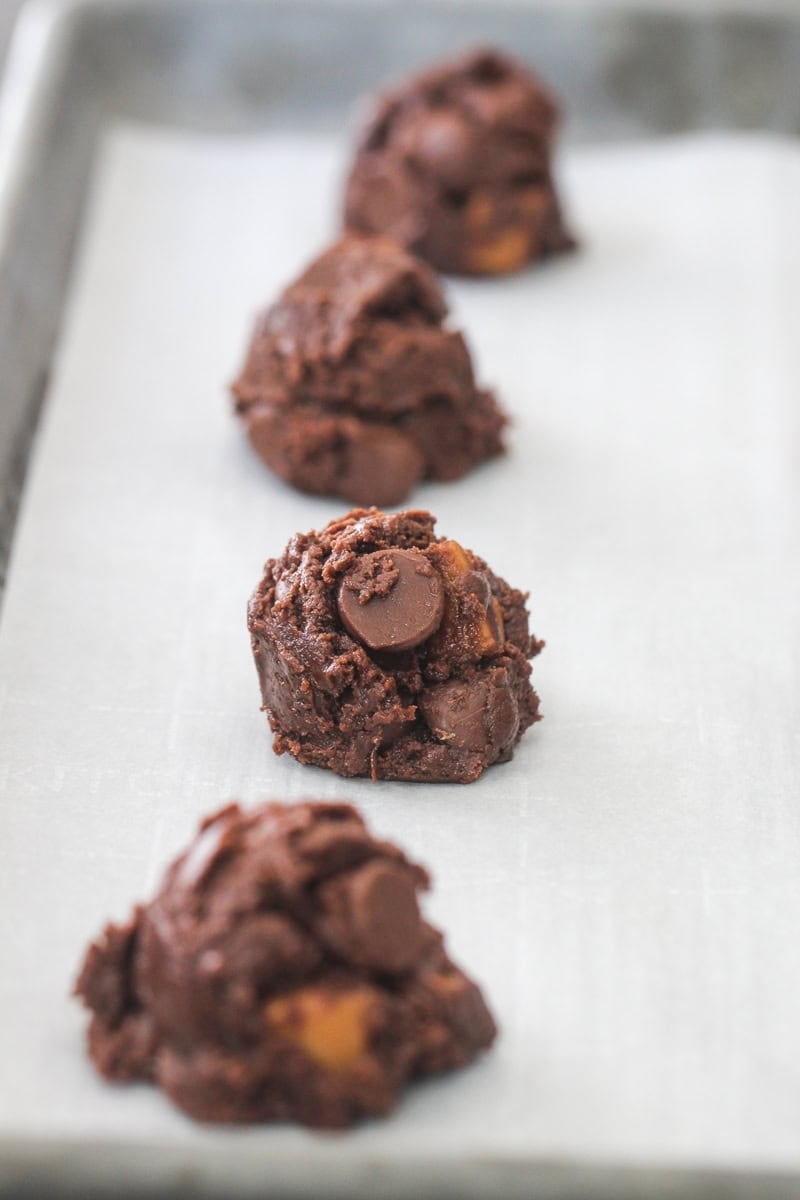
xmin=248 ymin=508 xmax=542 ymax=783
xmin=344 ymin=47 xmax=575 ymax=275
xmin=75 ymin=801 xmax=497 ymax=1128
xmin=232 ymin=235 xmax=505 ymax=506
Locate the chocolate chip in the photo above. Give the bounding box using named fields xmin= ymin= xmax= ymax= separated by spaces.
xmin=406 ymin=110 xmax=474 ymax=189
xmin=326 ymin=859 xmax=423 ymax=973
xmin=351 ymin=862 xmax=422 ymax=971
xmin=487 ymin=674 xmax=520 ymax=748
xmin=337 ymin=549 xmax=445 ymax=652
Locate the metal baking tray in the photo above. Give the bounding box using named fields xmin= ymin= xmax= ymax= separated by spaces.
xmin=2 ymin=0 xmax=800 ymax=587
xmin=1 ymin=2 xmax=800 ymax=1197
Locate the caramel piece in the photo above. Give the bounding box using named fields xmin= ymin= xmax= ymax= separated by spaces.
xmin=468 ymin=228 xmax=532 ymax=275
xmin=428 ymin=539 xmax=505 ymax=659
xmin=435 ymin=537 xmax=471 ymax=576
xmin=465 ymin=194 xmax=534 ymax=271
xmin=265 ymin=986 xmax=376 ymax=1071
xmin=426 ymin=969 xmax=471 ymax=996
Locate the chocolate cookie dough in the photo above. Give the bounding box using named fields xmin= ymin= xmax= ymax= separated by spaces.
xmin=344 ymin=47 xmax=575 ymax=275
xmin=248 ymin=508 xmax=542 ymax=783
xmin=231 ymin=235 xmax=505 ymax=507
xmin=75 ymin=801 xmax=497 ymax=1128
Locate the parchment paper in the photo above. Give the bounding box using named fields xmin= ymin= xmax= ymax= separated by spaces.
xmin=1 ymin=128 xmax=799 ymax=1187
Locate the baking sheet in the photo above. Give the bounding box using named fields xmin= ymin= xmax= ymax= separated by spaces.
xmin=1 ymin=125 xmax=799 ymax=1189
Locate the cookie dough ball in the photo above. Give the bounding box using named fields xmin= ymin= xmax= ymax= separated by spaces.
xmin=75 ymin=801 xmax=497 ymax=1128
xmin=248 ymin=508 xmax=543 ymax=784
xmin=344 ymin=47 xmax=575 ymax=276
xmin=231 ymin=235 xmax=505 ymax=507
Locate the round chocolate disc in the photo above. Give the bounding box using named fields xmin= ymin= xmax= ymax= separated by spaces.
xmin=337 ymin=549 xmax=445 ymax=653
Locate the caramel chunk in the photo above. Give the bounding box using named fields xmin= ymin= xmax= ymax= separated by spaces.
xmin=265 ymin=986 xmax=375 ymax=1071
xmin=428 ymin=538 xmax=505 ymax=660
xmin=467 ymin=228 xmax=533 ymax=275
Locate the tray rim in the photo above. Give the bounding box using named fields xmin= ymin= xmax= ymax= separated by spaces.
xmin=4 ymin=1132 xmax=800 ymax=1200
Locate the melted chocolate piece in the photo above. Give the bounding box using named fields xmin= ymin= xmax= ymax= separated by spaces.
xmin=75 ymin=801 xmax=497 ymax=1128
xmin=232 ymin=235 xmax=506 ymax=505
xmin=248 ymin=508 xmax=543 ymax=783
xmin=344 ymin=47 xmax=576 ymax=276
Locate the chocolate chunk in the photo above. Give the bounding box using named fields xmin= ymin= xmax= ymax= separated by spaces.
xmin=344 ymin=47 xmax=576 ymax=276
xmin=420 ymin=679 xmax=489 ymax=752
xmin=232 ymin=236 xmax=505 ymax=505
xmin=337 ymin=548 xmax=445 ymax=652
xmin=248 ymin=508 xmax=542 ymax=783
xmin=419 ymin=669 xmax=520 ymax=755
xmin=75 ymin=801 xmax=497 ymax=1128
xmin=339 ymin=423 xmax=424 ymax=508
xmin=463 ymin=568 xmax=492 ymax=609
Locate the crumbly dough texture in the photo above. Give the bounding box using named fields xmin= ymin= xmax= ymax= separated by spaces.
xmin=75 ymin=801 xmax=497 ymax=1128
xmin=231 ymin=235 xmax=505 ymax=507
xmin=248 ymin=508 xmax=543 ymax=784
xmin=344 ymin=47 xmax=575 ymax=275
